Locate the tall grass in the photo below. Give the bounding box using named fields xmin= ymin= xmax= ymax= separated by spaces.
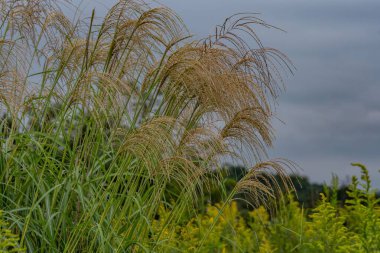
xmin=0 ymin=0 xmax=293 ymax=251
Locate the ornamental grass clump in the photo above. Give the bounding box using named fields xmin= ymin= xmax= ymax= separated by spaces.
xmin=0 ymin=0 xmax=293 ymax=251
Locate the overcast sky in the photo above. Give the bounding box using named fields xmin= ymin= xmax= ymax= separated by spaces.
xmin=87 ymin=0 xmax=380 ymax=187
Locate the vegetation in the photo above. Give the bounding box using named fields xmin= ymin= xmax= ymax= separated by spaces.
xmin=0 ymin=0 xmax=293 ymax=251
xmin=152 ymin=164 xmax=380 ymax=252
xmin=0 ymin=1 xmax=377 ymax=252
xmin=0 ymin=211 xmax=25 ymax=252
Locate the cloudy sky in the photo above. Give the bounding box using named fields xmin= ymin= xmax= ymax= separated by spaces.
xmin=87 ymin=0 xmax=380 ymax=186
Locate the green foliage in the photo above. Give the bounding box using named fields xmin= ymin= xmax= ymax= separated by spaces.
xmin=0 ymin=211 xmax=25 ymax=253
xmin=269 ymin=193 xmax=305 ymax=253
xmin=247 ymin=206 xmax=274 ymax=253
xmin=151 ymin=165 xmax=380 ymax=253
xmin=152 ymin=201 xmax=268 ymax=252
xmin=304 ymin=193 xmax=363 ymax=253
xmin=344 ymin=163 xmax=380 ymax=252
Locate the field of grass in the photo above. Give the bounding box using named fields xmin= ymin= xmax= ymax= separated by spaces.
xmin=0 ymin=1 xmax=378 ymax=252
